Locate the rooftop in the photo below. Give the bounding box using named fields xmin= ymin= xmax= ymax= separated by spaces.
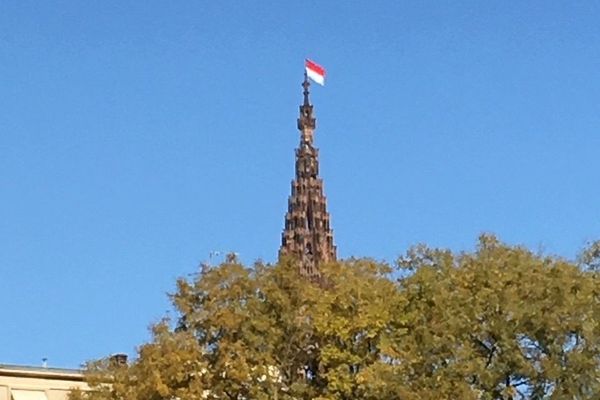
xmin=0 ymin=364 xmax=83 ymax=381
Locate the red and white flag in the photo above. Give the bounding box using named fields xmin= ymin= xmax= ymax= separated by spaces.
xmin=305 ymin=59 xmax=326 ymax=86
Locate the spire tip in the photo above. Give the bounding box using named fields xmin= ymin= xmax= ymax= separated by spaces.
xmin=302 ymin=72 xmax=310 ymax=106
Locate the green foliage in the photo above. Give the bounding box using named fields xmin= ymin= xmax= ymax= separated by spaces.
xmin=395 ymin=235 xmax=600 ymax=399
xmin=74 ymin=237 xmax=600 ymax=399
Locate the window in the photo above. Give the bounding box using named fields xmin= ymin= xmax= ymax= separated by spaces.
xmin=11 ymin=390 xmax=48 ymax=400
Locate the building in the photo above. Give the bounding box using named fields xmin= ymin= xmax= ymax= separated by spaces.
xmin=279 ymin=74 xmax=337 ymax=277
xmin=0 ymin=364 xmax=87 ymax=400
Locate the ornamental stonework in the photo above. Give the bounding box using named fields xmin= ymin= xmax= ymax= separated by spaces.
xmin=279 ymin=76 xmax=337 ymax=277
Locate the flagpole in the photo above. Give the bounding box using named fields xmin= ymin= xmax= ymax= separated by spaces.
xmin=302 ymin=71 xmax=310 ymax=106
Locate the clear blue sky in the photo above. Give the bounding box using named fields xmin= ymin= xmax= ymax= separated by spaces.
xmin=2 ymin=1 xmax=600 ymax=368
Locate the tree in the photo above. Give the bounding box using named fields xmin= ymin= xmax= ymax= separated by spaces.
xmin=74 ymin=255 xmax=402 ymax=400
xmin=393 ymin=235 xmax=600 ymax=399
xmin=73 ymin=237 xmax=600 ymax=400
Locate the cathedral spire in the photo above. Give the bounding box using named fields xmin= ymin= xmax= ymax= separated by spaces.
xmin=279 ymin=75 xmax=337 ymax=278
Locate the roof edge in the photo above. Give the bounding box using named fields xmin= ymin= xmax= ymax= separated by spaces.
xmin=0 ymin=364 xmax=84 ymax=381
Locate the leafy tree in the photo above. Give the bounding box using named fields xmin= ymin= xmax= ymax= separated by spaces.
xmin=393 ymin=235 xmax=600 ymax=399
xmin=73 ymin=237 xmax=600 ymax=400
xmin=70 ymin=323 xmax=210 ymax=400
xmin=74 ymin=255 xmax=402 ymax=400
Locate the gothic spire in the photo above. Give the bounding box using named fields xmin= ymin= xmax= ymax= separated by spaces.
xmin=279 ymin=75 xmax=337 ymax=278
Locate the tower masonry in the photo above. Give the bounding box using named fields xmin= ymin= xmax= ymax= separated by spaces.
xmin=279 ymin=75 xmax=337 ymax=277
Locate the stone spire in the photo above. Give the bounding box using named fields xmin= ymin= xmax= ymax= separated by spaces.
xmin=279 ymin=74 xmax=337 ymax=277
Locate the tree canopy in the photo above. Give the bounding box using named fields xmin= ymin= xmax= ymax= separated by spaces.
xmin=72 ymin=236 xmax=600 ymax=400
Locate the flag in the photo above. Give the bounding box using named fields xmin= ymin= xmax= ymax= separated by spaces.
xmin=305 ymin=59 xmax=326 ymax=86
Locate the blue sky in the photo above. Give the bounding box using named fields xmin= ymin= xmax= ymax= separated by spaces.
xmin=2 ymin=1 xmax=600 ymax=368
